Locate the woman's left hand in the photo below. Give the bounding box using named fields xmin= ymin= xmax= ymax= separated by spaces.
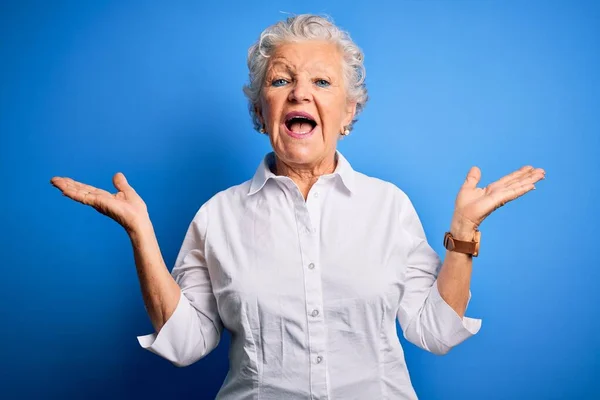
xmin=450 ymin=165 xmax=546 ymax=238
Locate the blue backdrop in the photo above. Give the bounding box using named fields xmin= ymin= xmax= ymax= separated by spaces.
xmin=1 ymin=1 xmax=598 ymax=399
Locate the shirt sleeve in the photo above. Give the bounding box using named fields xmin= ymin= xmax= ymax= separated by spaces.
xmin=395 ymin=192 xmax=482 ymax=356
xmin=136 ymin=203 xmax=223 ymax=367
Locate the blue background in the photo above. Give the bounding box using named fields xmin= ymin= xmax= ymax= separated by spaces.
xmin=1 ymin=0 xmax=598 ymax=399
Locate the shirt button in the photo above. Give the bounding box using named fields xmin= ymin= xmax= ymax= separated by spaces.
xmin=311 ymin=309 xmax=319 ymax=317
xmin=314 ymin=191 xmax=319 ymax=198
xmin=308 ymin=263 xmax=315 ymax=270
xmin=316 ymin=355 xmax=323 ymax=364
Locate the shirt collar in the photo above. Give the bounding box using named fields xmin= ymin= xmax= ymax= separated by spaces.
xmin=248 ymin=150 xmax=356 ymax=196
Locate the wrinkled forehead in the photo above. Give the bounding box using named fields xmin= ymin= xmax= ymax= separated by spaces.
xmin=266 ymin=41 xmax=344 ymax=77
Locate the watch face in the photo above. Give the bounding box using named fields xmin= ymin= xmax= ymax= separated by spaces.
xmin=473 ymin=231 xmax=481 ymax=257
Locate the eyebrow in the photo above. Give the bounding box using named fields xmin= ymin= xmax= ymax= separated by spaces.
xmin=268 ymin=61 xmax=295 ymax=73
xmin=268 ymin=60 xmax=336 ymax=78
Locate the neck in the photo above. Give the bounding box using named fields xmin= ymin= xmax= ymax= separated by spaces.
xmin=272 ymin=152 xmax=337 ymax=200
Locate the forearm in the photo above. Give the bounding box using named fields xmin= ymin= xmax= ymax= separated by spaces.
xmin=128 ymin=220 xmax=181 ymax=333
xmin=436 ymin=219 xmax=476 ymax=318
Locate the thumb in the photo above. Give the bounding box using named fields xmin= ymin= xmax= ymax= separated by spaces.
xmin=462 ymin=166 xmax=481 ymax=189
xmin=113 ymin=172 xmax=135 ymax=193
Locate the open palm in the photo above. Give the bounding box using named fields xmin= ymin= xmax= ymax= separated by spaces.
xmin=50 ymin=172 xmax=149 ymax=233
xmin=453 ymin=165 xmax=546 ymax=230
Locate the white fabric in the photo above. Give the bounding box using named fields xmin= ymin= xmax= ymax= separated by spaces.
xmin=137 ymin=151 xmax=482 ymax=399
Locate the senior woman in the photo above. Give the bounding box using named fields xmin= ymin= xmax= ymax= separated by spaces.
xmin=51 ymin=14 xmax=544 ymax=400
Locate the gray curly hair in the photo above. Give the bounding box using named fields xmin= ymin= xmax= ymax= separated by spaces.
xmin=243 ymin=14 xmax=368 ymax=133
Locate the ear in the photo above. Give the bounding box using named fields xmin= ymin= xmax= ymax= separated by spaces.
xmin=254 ymin=105 xmax=264 ymax=127
xmin=343 ymin=101 xmax=357 ymax=127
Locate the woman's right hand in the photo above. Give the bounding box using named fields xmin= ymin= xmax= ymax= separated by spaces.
xmin=50 ymin=172 xmax=150 ymax=234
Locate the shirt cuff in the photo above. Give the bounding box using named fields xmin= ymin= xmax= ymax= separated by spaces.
xmin=137 ymin=290 xmax=191 ymax=364
xmin=429 ymin=280 xmax=482 ymax=347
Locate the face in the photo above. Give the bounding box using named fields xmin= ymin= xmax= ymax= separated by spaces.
xmin=256 ymin=40 xmax=357 ymax=171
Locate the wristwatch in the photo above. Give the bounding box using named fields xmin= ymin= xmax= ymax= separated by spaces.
xmin=443 ymin=230 xmax=481 ymax=257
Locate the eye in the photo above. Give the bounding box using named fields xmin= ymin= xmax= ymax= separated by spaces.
xmin=271 ymin=78 xmax=289 ymax=87
xmin=315 ymin=79 xmax=330 ymax=88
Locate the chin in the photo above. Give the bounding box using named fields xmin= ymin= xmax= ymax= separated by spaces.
xmin=271 ymin=127 xmax=332 ymax=165
xmin=281 ymin=145 xmax=330 ymax=166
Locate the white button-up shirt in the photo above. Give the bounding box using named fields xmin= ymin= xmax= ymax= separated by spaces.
xmin=137 ymin=151 xmax=482 ymax=399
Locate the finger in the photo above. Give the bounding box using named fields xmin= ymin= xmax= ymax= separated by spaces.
xmin=505 ymin=168 xmax=545 ymax=189
xmin=488 ymin=165 xmax=534 ymax=190
xmin=60 ymin=184 xmax=102 ymax=206
xmin=491 ymin=182 xmax=536 ymax=209
xmin=113 ymin=172 xmax=137 ymax=195
xmin=504 ymin=167 xmax=544 ymax=188
xmin=51 ymin=177 xmax=111 ymax=197
xmin=462 ymin=166 xmax=481 ymax=189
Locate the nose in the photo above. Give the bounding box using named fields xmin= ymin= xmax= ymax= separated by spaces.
xmin=288 ymin=77 xmax=312 ymax=103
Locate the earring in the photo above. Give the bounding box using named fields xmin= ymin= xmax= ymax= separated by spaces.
xmin=341 ymin=126 xmax=350 ymax=136
xmin=259 ymin=126 xmax=266 ymax=134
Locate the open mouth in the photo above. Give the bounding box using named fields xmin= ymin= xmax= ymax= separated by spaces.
xmin=284 ymin=111 xmax=317 ymax=135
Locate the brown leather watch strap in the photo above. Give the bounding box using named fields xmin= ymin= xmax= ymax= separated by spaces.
xmin=443 ymin=231 xmax=481 ymax=257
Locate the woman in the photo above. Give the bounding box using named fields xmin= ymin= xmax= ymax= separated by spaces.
xmin=50 ymin=14 xmax=545 ymax=400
